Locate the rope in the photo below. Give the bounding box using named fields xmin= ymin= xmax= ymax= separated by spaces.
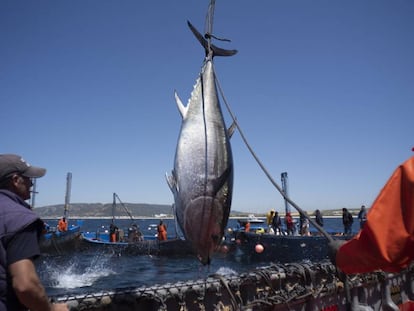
xmin=51 ymin=232 xmax=63 ymax=255
xmin=212 ymin=63 xmax=334 ymax=243
xmin=210 ymin=273 xmax=241 ymax=310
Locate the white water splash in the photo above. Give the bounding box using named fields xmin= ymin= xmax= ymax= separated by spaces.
xmin=43 ymin=254 xmax=116 ymax=289
xmin=215 ymin=267 xmax=238 ymax=276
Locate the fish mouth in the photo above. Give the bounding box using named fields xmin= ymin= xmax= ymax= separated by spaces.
xmin=184 ymin=196 xmax=224 ymax=265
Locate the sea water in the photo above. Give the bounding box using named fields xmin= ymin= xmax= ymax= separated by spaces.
xmin=37 ymin=217 xmax=346 ymax=297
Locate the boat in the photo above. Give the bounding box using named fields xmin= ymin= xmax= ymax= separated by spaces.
xmin=37 ymin=172 xmax=82 ymax=255
xmin=80 ymin=230 xmax=192 ymax=256
xmin=79 ymin=193 xmax=193 ymax=256
xmin=223 ymin=212 xmax=351 ymax=263
xmin=154 ymin=213 xmax=168 ymax=218
xmin=224 ymin=228 xmax=351 ymax=263
xmin=39 ymin=224 xmax=82 ymax=255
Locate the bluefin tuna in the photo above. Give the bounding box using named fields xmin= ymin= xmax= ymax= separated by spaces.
xmin=166 ymin=21 xmax=237 ymax=265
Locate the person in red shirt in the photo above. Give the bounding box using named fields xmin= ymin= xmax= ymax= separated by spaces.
xmin=285 ymin=212 xmax=294 ymax=235
xmin=157 ymin=220 xmax=167 ymax=241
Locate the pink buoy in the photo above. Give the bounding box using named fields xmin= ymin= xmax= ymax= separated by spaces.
xmin=255 ymin=244 xmax=264 ymax=253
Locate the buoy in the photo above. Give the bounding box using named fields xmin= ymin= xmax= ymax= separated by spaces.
xmin=255 ymin=244 xmax=264 ymax=253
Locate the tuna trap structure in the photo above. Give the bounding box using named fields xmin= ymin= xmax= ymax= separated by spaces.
xmin=53 ymin=260 xmax=414 ymax=311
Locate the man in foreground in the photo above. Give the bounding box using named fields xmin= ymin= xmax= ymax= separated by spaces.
xmin=0 ymin=154 xmax=68 ymax=311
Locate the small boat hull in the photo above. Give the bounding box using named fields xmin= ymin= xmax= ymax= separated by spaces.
xmin=80 ymin=232 xmax=194 ymax=256
xmin=39 ymin=225 xmax=82 ymax=255
xmin=224 ymin=231 xmax=351 ymax=263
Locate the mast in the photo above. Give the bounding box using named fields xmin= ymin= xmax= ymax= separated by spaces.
xmin=111 ymin=192 xmax=116 ymax=224
xmin=281 ymin=172 xmax=291 ymax=214
xmin=113 ymin=192 xmax=134 ymax=222
xmin=64 ymin=172 xmax=72 ymax=219
xmin=31 ymin=178 xmax=38 ymax=208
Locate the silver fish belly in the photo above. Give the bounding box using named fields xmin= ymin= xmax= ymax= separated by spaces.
xmin=168 ymin=59 xmax=233 ymax=265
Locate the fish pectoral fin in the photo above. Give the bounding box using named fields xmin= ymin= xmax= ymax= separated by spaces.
xmin=165 ymin=172 xmax=178 ymax=194
xmin=227 ymin=120 xmax=237 ymax=139
xmin=174 ymin=90 xmax=187 ymax=119
xmin=211 ymin=167 xmax=232 ymax=197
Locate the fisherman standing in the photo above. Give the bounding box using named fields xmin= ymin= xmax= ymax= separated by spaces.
xmin=0 ymin=154 xmax=68 ymax=310
xmin=109 ymin=223 xmax=118 ymax=242
xmin=157 ymin=220 xmax=167 ymax=241
xmin=271 ymin=211 xmax=282 ymax=234
xmin=358 ymin=205 xmax=367 ymax=229
xmin=342 ymin=208 xmax=354 ymax=235
xmin=285 ymin=212 xmax=294 ymax=235
xmin=57 ymin=217 xmax=68 ymax=232
xmin=128 ymin=224 xmax=143 ymax=242
xmin=299 ymin=212 xmax=306 ymax=234
xmin=300 ymin=213 xmax=310 ymax=236
xmin=266 ymin=210 xmax=275 ymax=227
xmin=244 ymin=221 xmax=251 ymax=233
xmin=315 ymin=209 xmax=324 ymax=227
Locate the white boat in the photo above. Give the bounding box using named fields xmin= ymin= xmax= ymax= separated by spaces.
xmin=247 ymin=214 xmax=265 ymax=223
xmin=154 ymin=213 xmax=168 ymax=218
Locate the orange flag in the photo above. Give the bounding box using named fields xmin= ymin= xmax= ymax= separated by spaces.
xmin=336 ymin=156 xmax=414 ymax=274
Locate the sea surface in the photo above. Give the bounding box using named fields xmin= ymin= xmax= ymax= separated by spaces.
xmin=37 ymin=217 xmax=348 ymax=298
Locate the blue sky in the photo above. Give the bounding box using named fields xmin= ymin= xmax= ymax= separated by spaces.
xmin=1 ymin=1 xmax=413 ymax=213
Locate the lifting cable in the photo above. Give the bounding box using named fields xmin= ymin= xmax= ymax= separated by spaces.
xmin=214 ymin=69 xmax=334 ymax=243
xmin=203 ymin=0 xmax=334 ymax=243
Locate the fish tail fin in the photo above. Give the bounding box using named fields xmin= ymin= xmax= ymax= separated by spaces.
xmin=187 ymin=21 xmax=237 ymax=58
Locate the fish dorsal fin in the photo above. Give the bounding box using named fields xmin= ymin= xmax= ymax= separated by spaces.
xmin=174 ymin=91 xmax=188 ymax=119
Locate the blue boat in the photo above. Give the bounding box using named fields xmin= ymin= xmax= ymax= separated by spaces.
xmin=80 ymin=230 xmax=192 ymax=256
xmin=223 ymin=214 xmax=352 ymax=263
xmin=39 ymin=223 xmax=82 ymax=255
xmin=37 ymin=173 xmax=83 ymax=255
xmin=79 ymin=193 xmax=193 ymax=256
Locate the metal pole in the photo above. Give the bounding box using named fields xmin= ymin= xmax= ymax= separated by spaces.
xmin=64 ymin=172 xmax=72 ymax=219
xmin=281 ymin=172 xmax=290 ymax=215
xmin=31 ymin=179 xmax=37 ymax=208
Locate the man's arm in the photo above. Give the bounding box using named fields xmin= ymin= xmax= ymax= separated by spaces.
xmin=9 ymin=259 xmax=68 ymax=311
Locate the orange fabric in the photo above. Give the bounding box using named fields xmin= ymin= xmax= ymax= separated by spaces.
xmin=57 ymin=218 xmax=68 ymax=232
xmin=336 ymin=156 xmax=414 ymax=274
xmin=157 ymin=224 xmax=167 ymax=241
xmin=110 ymin=233 xmax=117 ymax=242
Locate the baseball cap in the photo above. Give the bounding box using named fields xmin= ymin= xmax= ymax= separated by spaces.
xmin=0 ymin=154 xmax=46 ymax=182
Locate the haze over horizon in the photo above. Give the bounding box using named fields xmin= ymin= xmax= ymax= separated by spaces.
xmin=2 ymin=1 xmax=413 ymax=213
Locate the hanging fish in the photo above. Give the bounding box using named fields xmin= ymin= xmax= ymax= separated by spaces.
xmin=166 ymin=20 xmax=237 ymax=265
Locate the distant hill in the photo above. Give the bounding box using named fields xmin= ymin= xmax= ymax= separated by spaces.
xmin=34 ymin=203 xmax=175 ymax=219
xmin=34 ymin=203 xmax=359 ymax=219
